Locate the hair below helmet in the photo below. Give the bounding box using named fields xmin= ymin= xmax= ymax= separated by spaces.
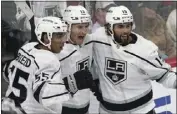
xmin=35 ymin=16 xmax=67 ymax=48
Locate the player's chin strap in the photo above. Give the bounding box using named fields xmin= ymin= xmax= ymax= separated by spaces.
xmin=106 ymin=23 xmax=119 ymax=46
xmin=107 ymin=27 xmax=121 ymax=47
xmin=38 ymin=33 xmax=52 ymax=50
xmin=45 ymin=43 xmax=52 ymax=51
xmin=46 ymin=33 xmax=52 ymax=50
xmin=67 ymin=24 xmax=76 ymax=45
xmin=67 ymin=33 xmax=75 ymax=45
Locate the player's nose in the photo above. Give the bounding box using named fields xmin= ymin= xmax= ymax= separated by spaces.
xmin=122 ymin=27 xmax=129 ymax=34
xmin=81 ymin=27 xmax=88 ymax=35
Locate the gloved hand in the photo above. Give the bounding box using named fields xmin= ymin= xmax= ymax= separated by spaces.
xmin=1 ymin=97 xmax=23 ymax=114
xmin=63 ymin=70 xmax=94 ymax=94
xmin=91 ymin=79 xmax=103 ymax=102
xmin=2 ymin=59 xmax=13 ymax=82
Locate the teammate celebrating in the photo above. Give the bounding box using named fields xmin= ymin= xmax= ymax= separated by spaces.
xmin=91 ymin=6 xmax=176 ymax=114
xmin=56 ymin=5 xmax=93 ymax=114
xmin=2 ymin=16 xmax=94 ymax=114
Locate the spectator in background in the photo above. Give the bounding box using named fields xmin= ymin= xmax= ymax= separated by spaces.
xmin=156 ymin=1 xmax=176 ymax=21
xmin=15 ymin=1 xmax=38 ymax=42
xmin=31 ymin=1 xmax=67 ymax=18
xmin=133 ymin=6 xmax=176 ymax=59
xmin=166 ymin=9 xmax=176 ymax=47
xmin=1 ymin=1 xmax=19 ymax=30
xmin=125 ymin=1 xmax=176 ymax=21
xmin=92 ymin=1 xmax=117 ymax=33
xmin=1 ymin=20 xmax=21 ymax=63
xmin=16 ymin=6 xmax=31 ymax=43
xmin=1 ymin=1 xmax=23 ymax=63
xmin=15 ymin=1 xmax=67 ymax=42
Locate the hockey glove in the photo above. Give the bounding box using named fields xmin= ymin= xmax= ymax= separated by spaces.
xmin=1 ymin=97 xmax=24 ymax=114
xmin=2 ymin=59 xmax=13 ymax=82
xmin=63 ymin=70 xmax=94 ymax=94
xmin=91 ymin=79 xmax=103 ymax=102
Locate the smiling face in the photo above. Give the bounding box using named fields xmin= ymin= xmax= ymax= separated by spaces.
xmin=70 ymin=23 xmax=89 ymax=45
xmin=113 ymin=22 xmax=132 ymax=46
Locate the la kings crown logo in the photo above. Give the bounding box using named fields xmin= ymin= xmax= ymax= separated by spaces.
xmin=76 ymin=57 xmax=89 ymax=70
xmin=105 ymin=57 xmax=127 ymax=85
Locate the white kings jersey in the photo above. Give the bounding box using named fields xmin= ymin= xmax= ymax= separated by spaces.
xmin=91 ymin=27 xmax=176 ymax=114
xmin=4 ymin=42 xmax=69 ymax=113
xmin=55 ymin=34 xmax=93 ymax=114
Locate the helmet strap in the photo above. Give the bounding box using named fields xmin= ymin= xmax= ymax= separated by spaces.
xmin=45 ymin=32 xmax=52 ymax=50
xmin=67 ymin=23 xmax=76 ymax=44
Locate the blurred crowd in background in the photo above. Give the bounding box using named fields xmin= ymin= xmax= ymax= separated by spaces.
xmin=1 ymin=1 xmax=176 ymax=64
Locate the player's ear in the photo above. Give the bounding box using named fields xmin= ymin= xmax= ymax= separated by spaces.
xmin=43 ymin=33 xmax=50 ymax=45
xmin=40 ymin=32 xmax=49 ymax=45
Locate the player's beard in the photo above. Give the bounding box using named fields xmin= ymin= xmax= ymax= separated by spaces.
xmin=114 ymin=34 xmax=130 ymax=46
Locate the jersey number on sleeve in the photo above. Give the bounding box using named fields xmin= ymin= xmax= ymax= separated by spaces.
xmin=9 ymin=66 xmax=29 ymax=104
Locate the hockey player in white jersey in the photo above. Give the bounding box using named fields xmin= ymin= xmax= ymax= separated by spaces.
xmin=55 ymin=5 xmax=94 ymax=114
xmin=2 ymin=16 xmax=94 ymax=114
xmin=91 ymin=6 xmax=177 ymax=114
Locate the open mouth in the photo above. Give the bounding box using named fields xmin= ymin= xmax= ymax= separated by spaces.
xmin=78 ymin=36 xmax=84 ymax=40
xmin=121 ymin=35 xmax=128 ymax=38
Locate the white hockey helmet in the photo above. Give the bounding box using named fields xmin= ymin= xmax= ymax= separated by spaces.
xmin=63 ymin=5 xmax=91 ymax=30
xmin=106 ymin=5 xmax=133 ymax=30
xmin=35 ymin=16 xmax=67 ymax=48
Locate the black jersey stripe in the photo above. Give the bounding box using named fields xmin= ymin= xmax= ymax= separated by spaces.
xmin=42 ymin=92 xmax=68 ymax=99
xmin=33 ymin=82 xmax=46 ymax=103
xmin=51 ymin=67 xmax=61 ymax=79
xmin=124 ymin=50 xmax=169 ymax=81
xmin=62 ymin=103 xmax=90 ymax=114
xmin=100 ymin=89 xmax=153 ymax=111
xmin=20 ymin=48 xmax=39 ymax=69
xmin=85 ymin=40 xmax=111 ymax=46
xmin=59 ymin=50 xmax=77 ymax=62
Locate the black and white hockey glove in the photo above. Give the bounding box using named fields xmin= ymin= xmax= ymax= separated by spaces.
xmin=91 ymin=79 xmax=103 ymax=102
xmin=2 ymin=59 xmax=13 ymax=83
xmin=1 ymin=97 xmax=24 ymax=114
xmin=63 ymin=70 xmax=94 ymax=94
